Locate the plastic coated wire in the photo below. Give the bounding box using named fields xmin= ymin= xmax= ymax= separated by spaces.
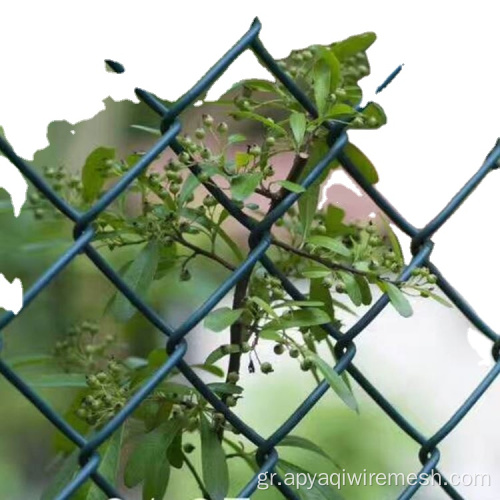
xmin=1 ymin=17 xmax=500 ymax=500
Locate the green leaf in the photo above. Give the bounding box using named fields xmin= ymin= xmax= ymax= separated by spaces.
xmin=111 ymin=240 xmax=160 ymax=322
xmin=232 ymin=79 xmax=277 ymax=93
xmin=167 ymin=431 xmax=184 ymax=469
xmin=178 ymin=173 xmax=200 ymax=205
xmin=130 ymin=124 xmax=161 ymax=136
xmin=361 ymin=102 xmax=387 ymax=128
xmin=207 ymin=382 xmax=244 ymax=395
xmin=343 ymin=142 xmax=378 ymax=184
xmin=204 ymin=307 xmax=244 ymax=332
xmin=230 ymin=111 xmax=287 ymax=136
xmin=325 ymin=205 xmax=350 ymax=236
xmin=378 ymin=281 xmax=413 ymax=317
xmin=27 ymin=373 xmax=87 ymax=388
xmin=143 ymin=458 xmax=170 ymax=500
xmin=379 ymin=215 xmax=404 ymax=265
xmin=277 ymin=180 xmax=305 ymax=194
xmin=278 ymin=459 xmax=345 ymax=500
xmin=338 ymin=271 xmax=362 ymax=307
xmin=87 ymin=428 xmax=123 ymax=500
xmin=419 ymin=289 xmax=452 ymax=307
xmin=290 ymin=112 xmax=307 ymax=148
xmin=249 ymin=296 xmax=278 ymax=318
xmin=205 ymin=345 xmax=240 ymax=366
xmin=200 ymin=413 xmax=229 ymax=500
xmin=265 ymin=308 xmax=331 ymax=331
xmin=192 ymin=364 xmax=225 ymax=377
xmin=230 ymin=173 xmax=262 ymax=201
xmin=308 ymin=235 xmax=351 ymax=257
xmin=310 ymin=278 xmax=335 ymax=341
xmin=322 ymin=104 xmax=355 ymax=119
xmin=332 ymin=32 xmax=377 ymax=61
xmin=228 ymin=133 xmax=247 ymax=145
xmin=301 ymin=267 xmax=331 ymax=279
xmin=279 ymin=300 xmax=325 ymax=308
xmin=315 ymin=46 xmax=341 ymax=91
xmin=124 ymin=419 xmax=182 ymax=489
xmin=235 ymin=152 xmax=252 ymax=168
xmin=53 ymin=391 xmax=90 ymax=454
xmin=6 ymin=354 xmax=56 ymax=370
xmin=81 ymin=147 xmax=115 ymax=203
xmin=41 ymin=450 xmax=80 ymax=500
xmin=355 ymin=275 xmax=372 ymax=306
xmin=258 ymin=329 xmax=281 ymax=342
xmin=308 ymin=352 xmax=358 ymax=413
xmin=313 ymin=59 xmax=331 ymax=116
xmin=278 ymin=435 xmax=339 ymax=467
xmin=297 ymin=138 xmax=338 ymax=239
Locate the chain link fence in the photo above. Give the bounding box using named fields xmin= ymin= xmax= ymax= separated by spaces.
xmin=1 ymin=17 xmax=500 ymax=500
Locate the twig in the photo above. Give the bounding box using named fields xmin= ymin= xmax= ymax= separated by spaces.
xmin=183 ymin=453 xmax=212 ymax=500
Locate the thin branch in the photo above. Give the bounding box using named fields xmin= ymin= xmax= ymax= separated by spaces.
xmin=175 ymin=235 xmax=236 ymax=272
xmin=183 ymin=453 xmax=212 ymax=500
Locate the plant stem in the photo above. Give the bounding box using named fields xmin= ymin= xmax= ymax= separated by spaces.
xmin=183 ymin=453 xmax=212 ymax=500
xmin=272 ymin=238 xmax=399 ymax=284
xmin=175 ymin=234 xmax=236 ymax=272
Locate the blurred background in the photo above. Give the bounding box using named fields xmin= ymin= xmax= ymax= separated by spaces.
xmin=0 ymin=90 xmax=498 ymax=500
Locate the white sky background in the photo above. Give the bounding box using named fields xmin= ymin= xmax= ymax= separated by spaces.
xmin=1 ymin=2 xmax=500 ymax=496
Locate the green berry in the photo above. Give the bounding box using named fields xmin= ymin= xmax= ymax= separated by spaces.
xmin=179 ymin=152 xmax=191 ymax=164
xmin=227 ymin=372 xmax=240 ymax=384
xmin=240 ymin=342 xmax=251 ymax=353
xmin=195 ymin=128 xmax=206 ymax=140
xmin=367 ymin=116 xmax=378 ymax=127
xmin=335 ymin=88 xmax=347 ymax=99
xmin=300 ymin=358 xmax=313 ymax=371
xmin=29 ymin=193 xmax=40 ymax=204
xmin=265 ymin=136 xmax=276 ymax=147
xmin=198 ymin=172 xmax=210 ymax=183
xmin=183 ymin=443 xmax=195 ymax=454
xmin=87 ymin=375 xmax=99 ymax=389
xmin=335 ymin=283 xmax=346 ymax=294
xmin=169 ymin=184 xmax=180 ymax=195
xmin=45 ymin=167 xmax=56 ymax=178
xmin=428 ymin=274 xmax=437 ymax=284
xmin=248 ymin=145 xmax=261 ymax=156
xmin=213 ymin=412 xmax=225 ymax=425
xmin=90 ymin=398 xmax=102 ymax=410
xmin=226 ymin=396 xmax=237 ymax=407
xmin=273 ymin=344 xmax=285 ymax=355
xmin=203 ymin=196 xmax=217 ymax=207
xmin=96 ymin=372 xmax=108 ymax=382
xmin=172 ymin=404 xmax=184 ymax=418
xmin=180 ymin=268 xmax=191 ymax=282
xmin=260 ymin=361 xmax=274 ymax=374
xmin=76 ymin=408 xmax=88 ymax=420
xmin=202 ymin=114 xmax=214 ymax=127
xmin=289 ymin=347 xmax=300 ymax=359
xmin=358 ymin=65 xmax=369 ymax=76
xmin=84 ymin=345 xmax=97 ymax=355
xmin=34 ymin=208 xmax=44 ymax=220
xmin=351 ymin=116 xmax=364 ymax=128
xmin=217 ymin=122 xmax=228 ymax=134
xmin=200 ymin=148 xmax=211 ymax=160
